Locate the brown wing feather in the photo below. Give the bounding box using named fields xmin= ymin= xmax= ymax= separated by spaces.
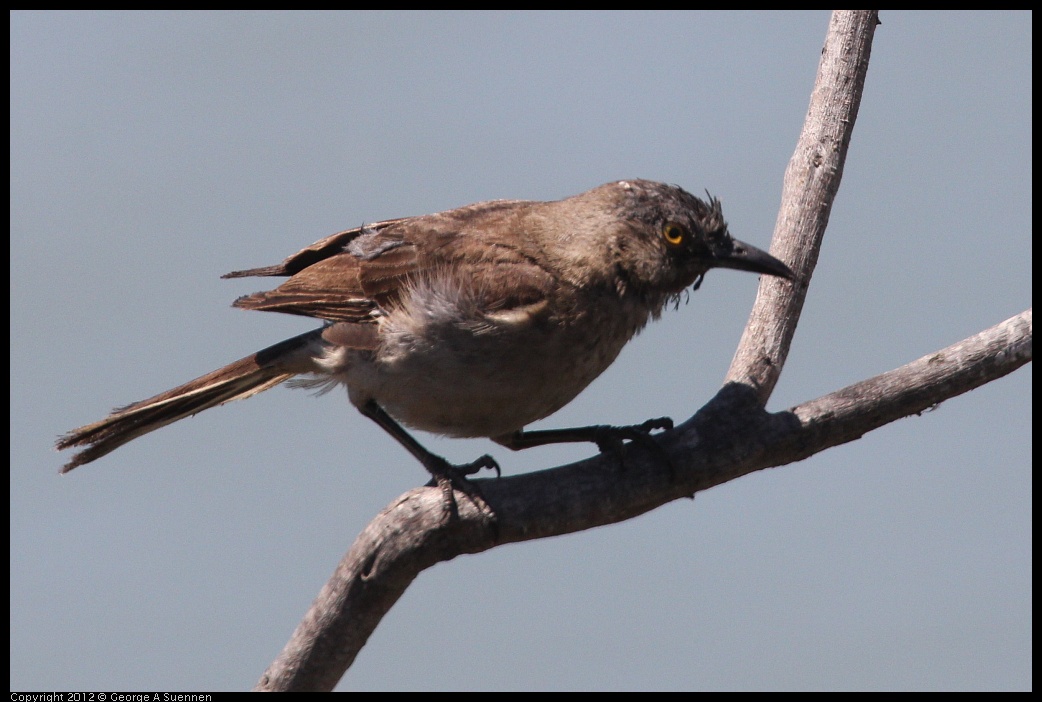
xmin=221 ymin=218 xmax=408 ymax=279
xmin=231 ymin=253 xmax=380 ymax=322
xmin=224 ymin=199 xmax=555 ymax=323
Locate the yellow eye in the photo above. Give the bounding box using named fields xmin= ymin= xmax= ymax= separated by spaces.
xmin=663 ymin=223 xmax=685 ymax=246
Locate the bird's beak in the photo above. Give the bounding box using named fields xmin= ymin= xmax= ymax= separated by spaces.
xmin=713 ymin=238 xmax=794 ymax=280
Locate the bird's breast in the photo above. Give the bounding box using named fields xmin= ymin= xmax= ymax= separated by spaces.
xmin=343 ymin=276 xmax=654 ymax=438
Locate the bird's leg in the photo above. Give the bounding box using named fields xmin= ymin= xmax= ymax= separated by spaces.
xmin=496 ymin=417 xmax=676 ymax=472
xmin=359 ymin=400 xmax=499 ymax=513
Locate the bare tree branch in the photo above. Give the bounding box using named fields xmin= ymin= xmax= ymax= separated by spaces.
xmin=254 ymin=11 xmax=1030 ymax=691
xmin=727 ymin=10 xmax=878 ymax=399
xmin=785 ymin=308 xmax=1032 ymax=463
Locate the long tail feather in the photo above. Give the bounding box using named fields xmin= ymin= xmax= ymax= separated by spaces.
xmin=56 ymin=330 xmax=323 ymax=473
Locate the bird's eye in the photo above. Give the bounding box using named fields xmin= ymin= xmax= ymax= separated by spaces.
xmin=662 ymin=223 xmax=686 ymax=246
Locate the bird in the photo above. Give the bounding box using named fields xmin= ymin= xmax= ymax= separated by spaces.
xmin=56 ymin=179 xmax=794 ymax=486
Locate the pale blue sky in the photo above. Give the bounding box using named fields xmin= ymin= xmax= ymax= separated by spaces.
xmin=11 ymin=11 xmax=1031 ymax=691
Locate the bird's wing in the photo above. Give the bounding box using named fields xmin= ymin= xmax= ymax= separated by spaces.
xmin=221 ymin=218 xmax=408 ymax=279
xmin=224 ymin=199 xmax=556 ymax=326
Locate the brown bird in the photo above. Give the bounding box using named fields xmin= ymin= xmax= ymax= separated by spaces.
xmin=57 ymin=180 xmax=793 ymax=484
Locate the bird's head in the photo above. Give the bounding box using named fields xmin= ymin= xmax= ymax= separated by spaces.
xmin=600 ymin=180 xmax=794 ymax=299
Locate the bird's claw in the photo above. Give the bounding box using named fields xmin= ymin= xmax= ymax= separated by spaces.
xmin=422 ymin=453 xmax=500 ymax=516
xmin=593 ymin=417 xmax=676 ymax=474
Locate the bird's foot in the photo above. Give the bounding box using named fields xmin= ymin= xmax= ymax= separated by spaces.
xmin=591 ymin=417 xmax=677 ymax=475
xmin=422 ymin=453 xmax=500 ymax=516
xmin=590 ymin=416 xmax=673 ymax=453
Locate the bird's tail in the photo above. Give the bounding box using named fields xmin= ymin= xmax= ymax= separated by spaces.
xmin=56 ymin=329 xmax=324 ymax=473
